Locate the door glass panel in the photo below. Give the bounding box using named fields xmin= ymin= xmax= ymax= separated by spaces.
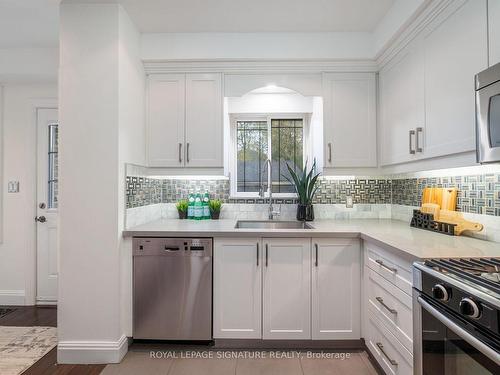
xmin=489 ymin=94 xmax=500 ymax=148
xmin=48 ymin=124 xmax=59 ymax=209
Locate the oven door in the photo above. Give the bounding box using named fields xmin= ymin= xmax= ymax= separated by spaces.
xmin=476 ymin=80 xmax=500 ymax=163
xmin=414 ymin=292 xmax=500 ymax=375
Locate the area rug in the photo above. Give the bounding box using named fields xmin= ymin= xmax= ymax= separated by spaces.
xmin=0 ymin=308 xmax=16 ymax=319
xmin=0 ymin=326 xmax=57 ymax=375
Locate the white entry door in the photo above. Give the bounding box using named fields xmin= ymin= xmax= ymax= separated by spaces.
xmin=36 ymin=108 xmax=59 ymax=304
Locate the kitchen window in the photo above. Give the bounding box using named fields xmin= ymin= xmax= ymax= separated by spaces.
xmin=230 ymin=114 xmax=310 ymax=197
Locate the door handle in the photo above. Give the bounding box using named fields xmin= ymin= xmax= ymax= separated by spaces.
xmin=186 ymin=142 xmax=190 ymax=163
xmin=409 ymin=130 xmax=416 ymax=154
xmin=256 ymin=243 xmax=259 ymax=267
xmin=265 ymin=244 xmax=268 ymax=267
xmin=328 ymin=142 xmax=332 ymax=163
xmin=416 ymin=127 xmax=423 ymax=153
xmin=315 ymin=243 xmax=319 ymax=267
xmin=178 ymin=143 xmax=182 ymax=163
xmin=35 ymin=216 xmax=47 ymax=223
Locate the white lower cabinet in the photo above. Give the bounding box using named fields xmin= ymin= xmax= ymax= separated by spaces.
xmin=213 ymin=238 xmax=262 ymax=339
xmin=312 ymin=238 xmax=361 ymax=339
xmin=213 ymin=237 xmax=361 ymax=341
xmin=262 ymin=238 xmax=311 ymax=339
xmin=366 ymin=311 xmax=413 ymax=375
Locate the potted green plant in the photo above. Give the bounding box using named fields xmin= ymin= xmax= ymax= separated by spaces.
xmin=208 ymin=199 xmax=222 ymax=220
xmin=176 ymin=199 xmax=189 ymax=219
xmin=284 ymin=160 xmax=321 ymax=221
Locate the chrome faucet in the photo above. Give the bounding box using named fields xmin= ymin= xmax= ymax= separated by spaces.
xmin=259 ymin=159 xmax=281 ymax=220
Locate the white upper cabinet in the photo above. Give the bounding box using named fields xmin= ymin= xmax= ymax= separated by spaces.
xmin=213 ymin=238 xmax=262 ymax=339
xmin=147 ymin=73 xmax=223 ymax=168
xmin=422 ymin=0 xmax=488 ymax=158
xmin=262 ymin=238 xmax=311 ymax=340
xmin=379 ymin=0 xmax=488 ymax=166
xmin=185 ymin=73 xmax=223 ymax=167
xmin=147 ymin=74 xmax=185 ymax=167
xmin=379 ymin=39 xmax=425 ymax=166
xmin=312 ymin=238 xmax=361 ymax=340
xmin=323 ymin=73 xmax=377 ymax=168
xmin=489 ymin=0 xmax=500 ymax=66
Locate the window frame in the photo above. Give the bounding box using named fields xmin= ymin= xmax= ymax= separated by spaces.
xmin=229 ymin=112 xmax=312 ymax=198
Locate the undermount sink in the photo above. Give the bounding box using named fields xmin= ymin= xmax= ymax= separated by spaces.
xmin=234 ymin=220 xmax=314 ymax=230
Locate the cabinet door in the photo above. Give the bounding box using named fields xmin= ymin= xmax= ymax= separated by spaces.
xmin=323 ymin=73 xmax=377 ymax=168
xmin=185 ymin=73 xmax=223 ymax=167
xmin=379 ymin=39 xmax=425 ymax=166
xmin=262 ymin=238 xmax=311 ymax=339
xmin=489 ymin=0 xmax=500 ymax=66
xmin=422 ymin=0 xmax=488 ymax=158
xmin=147 ymin=74 xmax=185 ymax=167
xmin=312 ymin=238 xmax=360 ymax=340
xmin=213 ymin=238 xmax=262 ymax=339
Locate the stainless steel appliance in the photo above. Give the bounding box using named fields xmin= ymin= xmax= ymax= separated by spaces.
xmin=413 ymin=258 xmax=500 ymax=374
xmin=133 ymin=237 xmax=212 ymax=340
xmin=475 ymin=62 xmax=500 ymax=163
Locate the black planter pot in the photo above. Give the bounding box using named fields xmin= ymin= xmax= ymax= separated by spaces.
xmin=178 ymin=210 xmax=187 ymax=219
xmin=211 ymin=211 xmax=220 ymax=220
xmin=297 ymin=204 xmax=314 ymax=221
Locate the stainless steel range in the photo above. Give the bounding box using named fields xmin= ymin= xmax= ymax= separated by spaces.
xmin=413 ymin=258 xmax=500 ymax=374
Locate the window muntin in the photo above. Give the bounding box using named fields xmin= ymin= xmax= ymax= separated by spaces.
xmin=234 ymin=115 xmax=306 ymax=196
xmin=48 ymin=123 xmax=58 ymax=209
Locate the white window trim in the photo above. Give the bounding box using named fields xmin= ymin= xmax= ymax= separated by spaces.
xmin=229 ymin=112 xmax=312 ymax=198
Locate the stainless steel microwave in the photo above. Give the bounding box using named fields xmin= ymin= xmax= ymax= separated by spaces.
xmin=476 ymin=62 xmax=500 ymax=163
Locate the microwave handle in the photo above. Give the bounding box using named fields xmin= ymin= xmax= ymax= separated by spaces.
xmin=417 ymin=296 xmax=500 ymax=366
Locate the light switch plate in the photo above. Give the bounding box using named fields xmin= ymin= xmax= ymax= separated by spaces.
xmin=346 ymin=196 xmax=354 ymax=208
xmin=8 ymin=181 xmax=20 ymax=193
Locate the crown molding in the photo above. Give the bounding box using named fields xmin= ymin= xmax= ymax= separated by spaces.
xmin=143 ymin=58 xmax=378 ymax=74
xmin=376 ymin=0 xmax=456 ymax=68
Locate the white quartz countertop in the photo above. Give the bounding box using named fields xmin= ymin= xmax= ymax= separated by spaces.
xmin=123 ymin=219 xmax=500 ymax=260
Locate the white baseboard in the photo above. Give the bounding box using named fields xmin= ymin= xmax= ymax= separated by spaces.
xmin=57 ymin=334 xmax=128 ymax=364
xmin=0 ymin=290 xmax=25 ymax=305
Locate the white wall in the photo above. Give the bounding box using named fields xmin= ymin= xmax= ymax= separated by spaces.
xmin=117 ymin=4 xmax=146 ymax=343
xmin=227 ymin=92 xmax=314 ymax=114
xmin=58 ymin=3 xmax=144 ymax=364
xmin=0 ymin=48 xmax=58 ymax=83
xmin=141 ymin=32 xmax=375 ymax=60
xmin=0 ymin=83 xmax=57 ymax=305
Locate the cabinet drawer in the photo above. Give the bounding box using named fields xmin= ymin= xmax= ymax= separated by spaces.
xmin=366 ymin=268 xmax=413 ymax=352
xmin=365 ymin=242 xmax=412 ymax=295
xmin=366 ymin=310 xmax=413 ymax=375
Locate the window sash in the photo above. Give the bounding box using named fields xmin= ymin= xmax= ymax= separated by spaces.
xmin=230 ymin=113 xmax=309 ymax=198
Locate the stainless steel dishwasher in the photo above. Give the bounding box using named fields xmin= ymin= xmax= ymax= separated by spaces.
xmin=133 ymin=238 xmax=212 ymax=340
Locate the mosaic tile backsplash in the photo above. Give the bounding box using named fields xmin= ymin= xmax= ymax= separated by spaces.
xmin=392 ymin=174 xmax=500 ymax=216
xmin=126 ymin=172 xmax=500 ymax=217
xmin=126 ymin=177 xmax=393 ymax=208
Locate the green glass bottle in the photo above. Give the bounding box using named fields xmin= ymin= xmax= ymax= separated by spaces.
xmin=194 ymin=193 xmax=202 ymax=220
xmin=187 ymin=191 xmax=195 ymax=219
xmin=203 ymin=191 xmax=210 ymax=219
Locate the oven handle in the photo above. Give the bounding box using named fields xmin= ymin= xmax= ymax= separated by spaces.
xmin=417 ymin=296 xmax=500 ymax=366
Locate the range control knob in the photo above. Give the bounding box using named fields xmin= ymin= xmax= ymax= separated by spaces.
xmin=459 ymin=298 xmax=481 ymax=319
xmin=432 ymin=284 xmax=451 ymax=302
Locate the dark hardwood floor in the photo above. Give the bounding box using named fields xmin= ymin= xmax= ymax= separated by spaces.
xmin=0 ymin=305 xmax=106 ymax=375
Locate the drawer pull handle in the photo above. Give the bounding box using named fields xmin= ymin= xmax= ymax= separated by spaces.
xmin=375 ymin=259 xmax=397 ymax=274
xmin=376 ymin=342 xmax=398 ymax=366
xmin=376 ymin=297 xmax=397 ymax=315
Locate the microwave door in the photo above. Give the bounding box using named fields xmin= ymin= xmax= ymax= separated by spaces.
xmin=477 ymin=81 xmax=500 ymax=163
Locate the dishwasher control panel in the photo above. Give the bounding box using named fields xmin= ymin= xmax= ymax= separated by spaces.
xmin=133 ymin=237 xmax=212 ymax=257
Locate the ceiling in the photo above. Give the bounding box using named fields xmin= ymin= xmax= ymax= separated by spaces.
xmin=119 ymin=0 xmax=396 ymax=33
xmin=0 ymin=0 xmax=396 ymax=48
xmin=0 ymin=0 xmax=60 ymax=48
